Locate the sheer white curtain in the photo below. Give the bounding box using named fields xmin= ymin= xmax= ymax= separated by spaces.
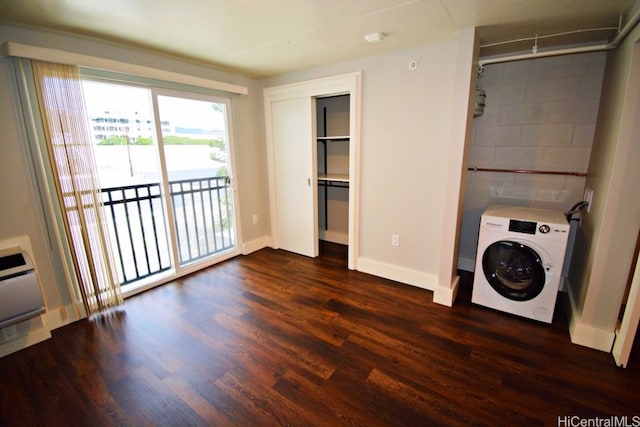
xmin=30 ymin=60 xmax=123 ymax=315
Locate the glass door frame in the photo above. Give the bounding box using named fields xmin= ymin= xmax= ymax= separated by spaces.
xmin=147 ymin=88 xmax=242 ymax=285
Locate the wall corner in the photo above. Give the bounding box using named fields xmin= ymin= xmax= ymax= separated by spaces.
xmin=437 ymin=26 xmax=479 ymax=295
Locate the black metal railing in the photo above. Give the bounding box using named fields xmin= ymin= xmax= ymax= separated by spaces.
xmin=169 ymin=176 xmax=235 ymax=265
xmin=101 ymin=176 xmax=234 ymax=286
xmin=102 ymin=182 xmax=171 ymax=285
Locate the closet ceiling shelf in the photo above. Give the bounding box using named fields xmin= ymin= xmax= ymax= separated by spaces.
xmin=468 ymin=167 xmax=587 ymax=177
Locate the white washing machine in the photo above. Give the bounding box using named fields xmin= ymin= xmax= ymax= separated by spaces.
xmin=472 ymin=205 xmax=569 ymax=323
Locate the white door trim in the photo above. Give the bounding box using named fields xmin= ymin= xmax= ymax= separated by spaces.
xmin=613 ymin=253 xmax=640 ymax=367
xmin=263 ymin=72 xmax=361 ymax=269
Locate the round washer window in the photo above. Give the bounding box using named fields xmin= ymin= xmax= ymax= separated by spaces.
xmin=482 ymin=240 xmax=546 ymax=301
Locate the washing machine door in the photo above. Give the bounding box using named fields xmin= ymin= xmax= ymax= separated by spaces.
xmin=482 ymin=240 xmax=546 ymax=301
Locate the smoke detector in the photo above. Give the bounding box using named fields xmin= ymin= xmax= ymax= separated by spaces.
xmin=364 ymin=32 xmax=385 ymax=43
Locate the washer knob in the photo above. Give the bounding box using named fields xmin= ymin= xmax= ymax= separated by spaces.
xmin=539 ymin=224 xmax=550 ymax=234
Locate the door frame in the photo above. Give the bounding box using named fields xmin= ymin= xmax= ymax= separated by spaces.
xmin=150 ymin=89 xmax=243 ymax=274
xmin=121 ymin=89 xmax=243 ymax=298
xmin=613 ymin=245 xmax=640 ymax=367
xmin=263 ymin=72 xmax=361 ymax=269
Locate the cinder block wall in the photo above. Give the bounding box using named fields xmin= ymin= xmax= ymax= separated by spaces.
xmin=458 ymin=52 xmax=607 ymax=271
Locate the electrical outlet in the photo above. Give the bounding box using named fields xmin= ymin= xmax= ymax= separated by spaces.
xmin=391 ymin=234 xmax=400 ymax=247
xmin=252 ymin=214 xmax=258 ymax=224
xmin=2 ymin=325 xmax=18 ymax=341
xmin=583 ymin=188 xmax=593 ymax=214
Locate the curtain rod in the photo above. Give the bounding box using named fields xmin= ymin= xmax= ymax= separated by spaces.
xmin=468 ymin=167 xmax=587 ymax=177
xmin=1 ymin=41 xmax=248 ymax=96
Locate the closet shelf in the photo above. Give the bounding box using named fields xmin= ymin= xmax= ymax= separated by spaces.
xmin=317 ymin=136 xmax=350 ymax=141
xmin=318 ymin=173 xmax=349 ymax=183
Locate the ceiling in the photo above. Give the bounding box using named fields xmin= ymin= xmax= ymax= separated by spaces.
xmin=0 ymin=0 xmax=635 ymax=79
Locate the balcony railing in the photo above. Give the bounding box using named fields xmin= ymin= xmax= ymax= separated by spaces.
xmin=168 ymin=177 xmax=235 ymax=265
xmin=101 ymin=176 xmax=234 ymax=286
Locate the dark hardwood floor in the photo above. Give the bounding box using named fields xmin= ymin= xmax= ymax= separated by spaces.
xmin=1 ymin=242 xmax=639 ymax=426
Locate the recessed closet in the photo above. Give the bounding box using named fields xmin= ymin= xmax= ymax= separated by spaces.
xmin=316 ymin=95 xmax=350 ymax=246
xmin=263 ymin=73 xmax=361 ymax=269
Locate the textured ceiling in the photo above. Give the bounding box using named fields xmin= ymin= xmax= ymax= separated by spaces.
xmin=0 ymin=0 xmax=635 ymax=78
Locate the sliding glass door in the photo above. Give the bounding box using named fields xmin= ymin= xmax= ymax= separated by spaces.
xmin=82 ymin=80 xmax=240 ymax=291
xmin=155 ymin=94 xmax=237 ymax=267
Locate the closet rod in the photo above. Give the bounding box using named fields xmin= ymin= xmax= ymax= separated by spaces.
xmin=468 ymin=167 xmax=586 ymax=177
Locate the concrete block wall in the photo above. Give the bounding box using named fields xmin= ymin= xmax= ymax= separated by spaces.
xmin=458 ymin=52 xmax=607 ymax=271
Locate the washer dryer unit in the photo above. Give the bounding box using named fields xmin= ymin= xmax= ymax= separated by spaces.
xmin=472 ymin=205 xmax=569 ymax=323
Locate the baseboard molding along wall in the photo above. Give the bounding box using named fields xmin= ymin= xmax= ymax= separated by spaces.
xmin=242 ymin=235 xmax=271 ymax=255
xmin=433 ymin=276 xmax=461 ymax=307
xmin=43 ymin=304 xmax=80 ymax=330
xmin=357 ymin=257 xmax=438 ymax=292
xmin=565 ymin=280 xmax=616 ymax=352
xmin=0 ymin=317 xmax=51 ymax=358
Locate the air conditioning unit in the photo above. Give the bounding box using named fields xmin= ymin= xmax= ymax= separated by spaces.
xmin=0 ymin=248 xmax=45 ymax=329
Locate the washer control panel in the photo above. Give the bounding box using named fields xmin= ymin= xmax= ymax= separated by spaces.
xmin=508 ymin=219 xmax=536 ymax=234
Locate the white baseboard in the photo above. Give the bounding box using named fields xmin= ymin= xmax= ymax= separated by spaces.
xmin=357 ymin=257 xmax=438 ymax=291
xmin=0 ymin=301 xmax=81 ymax=358
xmin=242 ymin=235 xmax=271 ymax=255
xmin=457 ymin=256 xmax=475 ymax=272
xmin=433 ymin=275 xmax=460 ymax=307
xmin=0 ymin=316 xmax=52 ymax=358
xmin=566 ymin=283 xmax=615 ymax=352
xmin=0 ymin=327 xmax=51 ymax=358
xmin=43 ymin=304 xmax=80 ymax=330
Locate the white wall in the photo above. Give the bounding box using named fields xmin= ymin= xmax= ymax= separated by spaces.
xmin=0 ymin=25 xmax=269 ymax=349
xmin=263 ymin=30 xmax=476 ymax=299
xmin=567 ymin=14 xmax=640 ymax=351
xmin=459 ymin=52 xmax=607 ymax=271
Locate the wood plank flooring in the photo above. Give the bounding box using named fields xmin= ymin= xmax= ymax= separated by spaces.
xmin=1 ymin=242 xmax=639 ymax=426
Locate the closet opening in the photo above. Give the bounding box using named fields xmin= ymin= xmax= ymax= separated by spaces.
xmin=316 ymin=94 xmax=350 ymax=262
xmin=264 ymin=71 xmax=360 ymax=270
